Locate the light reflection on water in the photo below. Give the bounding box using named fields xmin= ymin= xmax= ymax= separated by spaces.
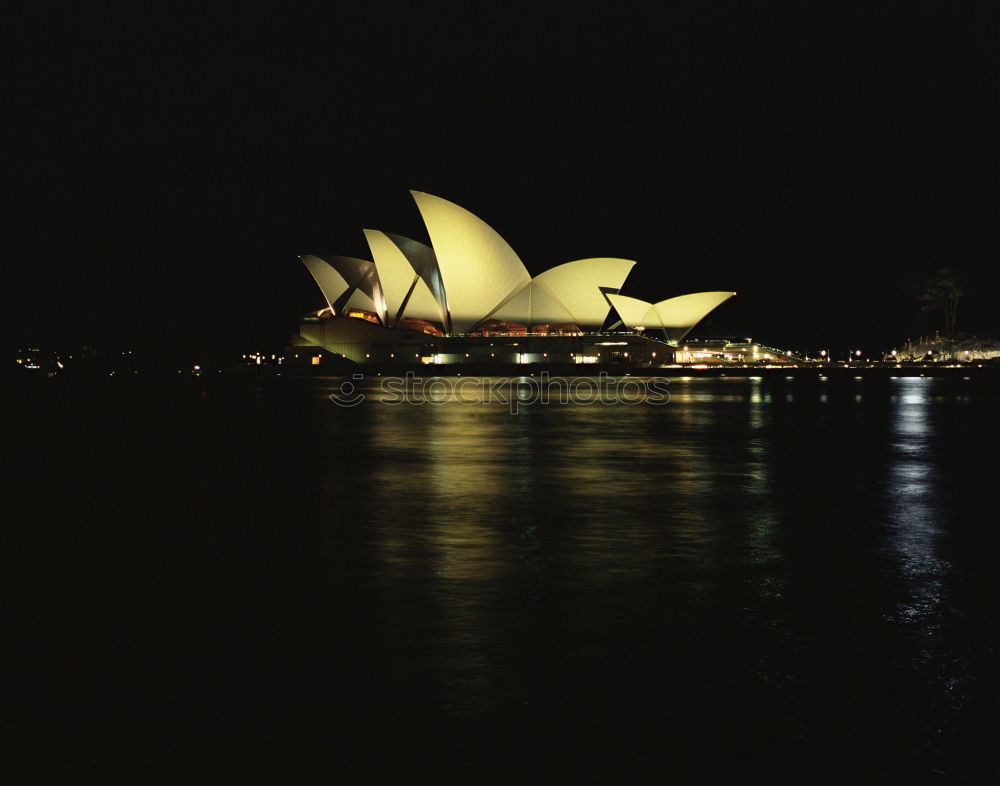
xmin=314 ymin=377 xmax=798 ymax=706
xmin=302 ymin=374 xmax=996 ymax=776
xmin=883 ymin=379 xmax=951 ymax=688
xmin=11 ymin=372 xmax=997 ymax=784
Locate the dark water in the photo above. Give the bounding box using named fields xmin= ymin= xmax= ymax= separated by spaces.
xmin=8 ymin=373 xmax=999 ymax=784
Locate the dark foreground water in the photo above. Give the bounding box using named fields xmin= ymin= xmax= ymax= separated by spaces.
xmin=7 ymin=373 xmax=999 ymax=784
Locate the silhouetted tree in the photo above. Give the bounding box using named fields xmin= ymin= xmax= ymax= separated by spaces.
xmin=920 ymin=267 xmax=964 ymax=336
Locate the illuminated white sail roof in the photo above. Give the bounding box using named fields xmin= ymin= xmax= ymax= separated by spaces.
xmin=364 ymin=229 xmax=449 ymax=326
xmin=383 ymin=232 xmax=449 ymax=326
xmin=300 ymin=254 xmax=385 ymax=322
xmin=302 ymin=192 xmax=734 ymax=341
xmin=653 ymin=291 xmax=737 ymax=328
xmin=490 ymin=282 xmax=577 ymax=326
xmin=489 ymin=285 xmax=530 ymax=325
xmin=533 ymin=258 xmax=635 ymax=329
xmin=363 ymin=229 xmax=413 ymax=326
xmin=654 ymin=291 xmax=736 ymax=340
xmin=411 ymin=190 xmax=530 ymax=333
xmin=301 ymin=255 xmax=348 ymax=313
xmin=607 ymin=294 xmax=660 ymax=330
xmin=609 ymin=291 xmax=736 ymax=340
xmin=488 ymin=258 xmax=634 ymax=329
xmin=344 ymin=287 xmax=380 ymax=315
xmin=399 ymin=271 xmax=444 ymax=325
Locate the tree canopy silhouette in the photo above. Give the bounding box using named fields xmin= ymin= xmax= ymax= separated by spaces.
xmin=920 ymin=267 xmax=964 ymax=336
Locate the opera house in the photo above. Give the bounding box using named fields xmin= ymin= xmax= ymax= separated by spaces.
xmin=290 ymin=191 xmax=736 ymax=366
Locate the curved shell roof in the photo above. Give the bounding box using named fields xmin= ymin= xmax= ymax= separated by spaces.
xmin=532 ymin=258 xmax=635 ymax=329
xmin=363 ymin=230 xmax=415 ymax=326
xmin=606 ymin=294 xmax=659 ymax=330
xmin=609 ymin=291 xmax=736 ymax=340
xmin=490 ymin=282 xmax=577 ymax=327
xmin=301 ymin=254 xmax=384 ymax=320
xmin=301 ymin=192 xmax=733 ymax=341
xmin=490 ymin=258 xmax=634 ymax=329
xmin=653 ymin=291 xmax=736 ymax=331
xmin=411 ymin=190 xmax=530 ymax=333
xmin=382 ymin=232 xmax=449 ymax=327
xmin=301 ymin=254 xmax=348 ymax=313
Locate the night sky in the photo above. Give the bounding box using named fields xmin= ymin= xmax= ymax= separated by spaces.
xmin=9 ymin=1 xmax=998 ymax=359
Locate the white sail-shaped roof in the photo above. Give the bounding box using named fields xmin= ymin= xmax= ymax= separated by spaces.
xmin=654 ymin=291 xmax=736 ymax=340
xmin=411 ymin=190 xmax=530 ymax=333
xmin=533 ymin=258 xmax=635 ymax=329
xmin=301 ymin=255 xmax=349 ymax=313
xmin=344 ymin=288 xmax=380 ymax=314
xmin=607 ymin=294 xmax=660 ymax=330
xmin=364 ymin=229 xmax=449 ymax=326
xmin=383 ymin=232 xmax=449 ymax=326
xmin=490 ymin=282 xmax=577 ymax=326
xmin=302 ymin=191 xmax=733 ymax=342
xmin=300 ymin=254 xmax=385 ymax=322
xmin=363 ymin=229 xmax=414 ymax=326
xmin=609 ymin=291 xmax=736 ymax=339
xmin=399 ymin=272 xmax=443 ymax=325
xmin=489 ymin=285 xmax=531 ymax=325
xmin=653 ymin=291 xmax=737 ymax=329
xmin=526 ymin=285 xmax=577 ymax=325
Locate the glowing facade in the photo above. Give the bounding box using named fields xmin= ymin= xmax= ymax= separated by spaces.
xmin=362 ymin=230 xmax=444 ymax=327
xmin=607 ymin=291 xmax=737 ymax=341
xmin=296 ymin=191 xmax=735 ymax=362
xmin=410 ymin=190 xmax=530 ymax=333
xmin=301 ymin=254 xmax=385 ymax=320
xmin=490 ymin=258 xmax=636 ymax=330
